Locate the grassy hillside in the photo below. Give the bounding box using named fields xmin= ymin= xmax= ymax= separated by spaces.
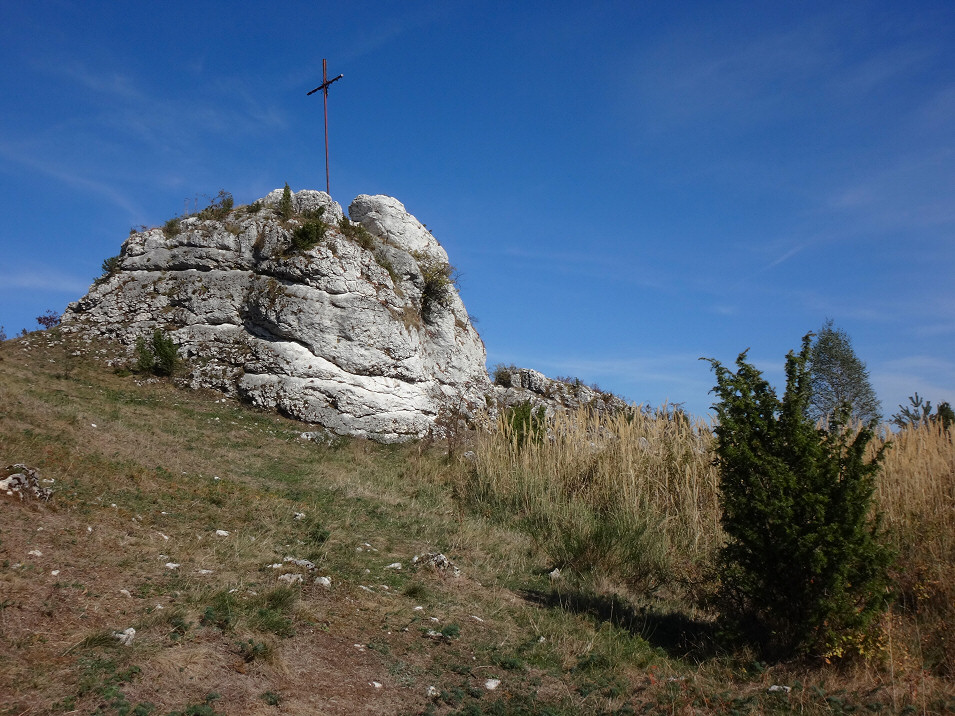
xmin=1 ymin=329 xmax=953 ymax=715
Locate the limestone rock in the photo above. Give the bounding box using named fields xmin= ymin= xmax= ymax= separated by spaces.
xmin=488 ymin=366 xmax=629 ymax=417
xmin=349 ymin=195 xmax=448 ymax=264
xmin=62 ymin=189 xmax=490 ymax=442
xmin=1 ymin=465 xmax=53 ymax=501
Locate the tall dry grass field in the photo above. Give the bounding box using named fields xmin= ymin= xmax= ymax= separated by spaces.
xmin=463 ymin=404 xmax=955 ymax=673
xmin=459 ymin=406 xmax=722 ymax=593
xmin=874 ymin=421 xmax=955 ymax=675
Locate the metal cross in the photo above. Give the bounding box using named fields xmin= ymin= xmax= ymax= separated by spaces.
xmin=307 ymin=59 xmax=343 ymax=195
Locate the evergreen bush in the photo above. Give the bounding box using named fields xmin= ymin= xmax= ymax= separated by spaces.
xmin=98 ymin=255 xmax=121 ymax=283
xmin=134 ymin=329 xmax=179 ymax=376
xmin=290 ymin=216 xmax=326 ymax=252
xmin=338 ymin=217 xmax=375 ymax=249
xmin=279 ymin=183 xmax=293 ymax=220
xmin=505 ymin=400 xmax=546 ymax=450
xmin=892 ymin=393 xmax=954 ymax=430
xmin=705 ymin=336 xmax=892 ymax=659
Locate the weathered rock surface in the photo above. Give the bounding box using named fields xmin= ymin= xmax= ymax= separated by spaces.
xmin=63 ymin=190 xmax=490 ymax=442
xmin=488 ymin=366 xmax=629 ymax=416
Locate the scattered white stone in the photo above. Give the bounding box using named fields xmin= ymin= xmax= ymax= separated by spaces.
xmin=28 ymin=549 xmax=43 ymax=557
xmin=51 ymin=570 xmax=60 ymax=576
xmin=157 ymin=532 xmax=169 ymax=540
xmin=284 ymin=556 xmax=316 ymax=570
xmin=314 ymin=576 xmax=332 ymax=588
xmin=164 ymin=562 xmax=180 ymax=570
xmin=110 ymin=503 xmax=117 ymax=508
xmin=91 ymin=424 xmax=97 ymax=428
xmin=426 ymin=686 xmax=440 ymax=699
xmin=768 ymin=685 xmax=792 ymax=694
xmin=120 ymin=589 xmax=132 ymax=598
xmin=293 ymin=512 xmax=305 ymax=520
xmin=371 ymin=681 xmax=383 ymax=689
xmin=213 ymin=476 xmax=220 ymax=481
xmin=538 ymin=636 xmax=546 ymax=643
xmin=215 ymin=530 xmax=230 ymax=537
xmin=549 ymin=568 xmax=561 ymax=581
xmin=278 ymin=573 xmax=303 ymax=585
xmin=384 ymin=562 xmax=402 ymax=570
xmin=354 ymin=644 xmax=365 ymax=651
xmin=87 ymin=526 xmax=92 ymax=532
xmin=412 ymin=552 xmax=460 ymax=577
xmin=485 ymin=679 xmax=501 ymax=691
xmin=413 ymin=606 xmax=424 ymax=611
xmin=113 ymin=627 xmax=136 ymax=646
xmin=197 ymin=569 xmax=214 ymax=575
xmin=470 ymin=615 xmax=485 ymax=623
xmin=268 ymin=563 xmax=284 ymax=569
xmin=359 ymin=585 xmax=374 ymax=592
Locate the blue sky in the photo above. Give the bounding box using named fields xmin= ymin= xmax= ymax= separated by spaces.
xmin=2 ymin=1 xmax=953 ymax=419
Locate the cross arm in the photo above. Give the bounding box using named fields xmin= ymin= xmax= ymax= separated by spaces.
xmin=307 ymin=74 xmax=343 ymax=96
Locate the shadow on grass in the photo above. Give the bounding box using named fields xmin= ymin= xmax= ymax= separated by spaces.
xmin=519 ymin=588 xmax=721 ymax=661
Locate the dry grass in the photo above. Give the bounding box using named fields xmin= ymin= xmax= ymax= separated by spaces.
xmin=457 ymin=406 xmax=721 ymax=595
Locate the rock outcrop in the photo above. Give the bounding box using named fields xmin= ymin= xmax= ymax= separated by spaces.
xmin=489 ymin=366 xmax=630 ymax=416
xmin=63 ymin=190 xmax=490 ymax=442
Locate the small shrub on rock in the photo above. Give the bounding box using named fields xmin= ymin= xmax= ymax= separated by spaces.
xmin=338 ymin=217 xmax=375 ymax=250
xmin=290 ymin=216 xmax=326 ymax=253
xmin=100 ymin=255 xmax=121 ymax=280
xmin=416 ymin=255 xmax=457 ymax=320
xmin=163 ymin=217 xmax=181 ymax=238
xmin=492 ymin=364 xmax=515 ymax=388
xmin=199 ymin=190 xmax=234 ymax=221
xmin=135 ymin=329 xmax=179 ymax=376
xmin=279 ymin=183 xmax=293 ymax=220
xmin=373 ymin=250 xmax=400 ymax=286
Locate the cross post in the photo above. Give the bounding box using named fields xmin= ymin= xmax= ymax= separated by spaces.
xmin=307 ymin=59 xmax=343 ymax=195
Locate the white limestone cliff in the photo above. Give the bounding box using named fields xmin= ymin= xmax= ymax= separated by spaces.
xmin=62 ymin=190 xmax=490 ymax=442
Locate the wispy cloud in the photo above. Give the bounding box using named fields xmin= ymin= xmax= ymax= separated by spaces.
xmin=3 ymin=268 xmax=92 ymax=295
xmin=0 ymin=141 xmax=141 ymax=216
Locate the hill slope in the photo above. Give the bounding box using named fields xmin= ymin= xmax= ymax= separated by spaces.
xmin=2 ymin=329 xmax=953 ymax=715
